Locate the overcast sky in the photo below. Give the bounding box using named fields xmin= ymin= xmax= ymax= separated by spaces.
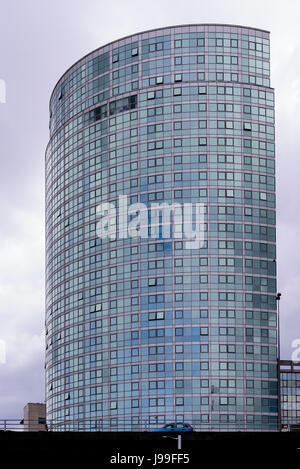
xmin=0 ymin=0 xmax=299 ymax=418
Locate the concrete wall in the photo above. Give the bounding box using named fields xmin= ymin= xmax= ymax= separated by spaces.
xmin=23 ymin=403 xmax=46 ymax=432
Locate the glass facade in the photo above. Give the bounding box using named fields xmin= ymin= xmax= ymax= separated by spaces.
xmin=280 ymin=360 xmax=300 ymax=430
xmin=45 ymin=24 xmax=278 ymax=431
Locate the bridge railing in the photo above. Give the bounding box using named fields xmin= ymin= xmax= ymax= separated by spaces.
xmin=0 ymin=418 xmax=282 ymax=432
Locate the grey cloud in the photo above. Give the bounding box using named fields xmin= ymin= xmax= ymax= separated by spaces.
xmin=0 ymin=0 xmax=299 ymax=417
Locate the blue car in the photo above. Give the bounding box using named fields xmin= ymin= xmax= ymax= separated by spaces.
xmin=152 ymin=422 xmax=193 ymax=432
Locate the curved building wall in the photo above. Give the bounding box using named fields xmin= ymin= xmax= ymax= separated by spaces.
xmin=45 ymin=24 xmax=278 ymax=431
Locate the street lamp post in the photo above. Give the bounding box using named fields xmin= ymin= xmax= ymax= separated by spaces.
xmin=162 ymin=434 xmax=182 ymax=450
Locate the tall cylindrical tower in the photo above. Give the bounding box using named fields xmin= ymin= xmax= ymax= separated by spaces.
xmin=46 ymin=24 xmax=277 ymax=431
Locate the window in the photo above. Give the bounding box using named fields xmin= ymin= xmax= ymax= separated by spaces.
xmin=218 ymin=120 xmax=233 ymax=129
xmin=131 ymin=246 xmax=138 ymax=255
xmin=218 ymin=205 xmax=234 ymax=215
xmin=109 ymin=94 xmax=137 ymax=115
xmin=149 ymin=398 xmax=165 ymax=407
xmin=175 ymin=275 xmax=183 ymax=284
xmin=149 ymin=363 xmax=165 ymax=372
xmin=176 ymin=397 xmax=184 ymax=406
xmin=149 ymin=42 xmax=163 ymax=52
xmin=131 ymin=48 xmax=138 ymax=56
xmin=219 ymin=344 xmax=236 ymax=353
xmin=216 ymin=103 xmax=233 ymax=112
xmin=147 ymin=140 xmax=164 ymax=150
xmin=148 ymin=311 xmax=165 ymax=321
xmin=249 ymin=41 xmax=262 ymax=51
xmin=174 ymin=121 xmax=182 ymax=130
xmin=218 ymin=189 xmax=234 ymax=198
xmin=218 ymin=171 xmax=234 ymax=181
xmin=220 ymin=397 xmax=228 ymax=405
xmin=148 ymin=259 xmax=164 ymax=269
xmin=149 ymin=345 xmax=165 ymax=355
xmin=174 ymin=310 xmax=183 ymax=319
xmin=260 ymin=192 xmax=267 ymax=201
xmin=149 ymin=380 xmax=165 ymax=390
xmin=148 ymin=294 xmax=164 ymax=304
xmin=218 ymin=292 xmax=236 ymax=301
xmin=217 ymin=86 xmax=233 ymax=95
xmin=175 ymin=380 xmax=184 ymax=388
xmin=219 ymin=309 xmax=235 ymax=318
xmin=175 ymin=293 xmax=183 ymax=302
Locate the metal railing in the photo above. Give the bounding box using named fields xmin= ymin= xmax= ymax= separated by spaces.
xmin=0 ymin=419 xmax=47 ymax=432
xmin=0 ymin=418 xmax=283 ymax=432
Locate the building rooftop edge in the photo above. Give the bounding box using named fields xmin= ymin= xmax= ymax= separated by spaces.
xmin=49 ymin=23 xmax=270 ymax=105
